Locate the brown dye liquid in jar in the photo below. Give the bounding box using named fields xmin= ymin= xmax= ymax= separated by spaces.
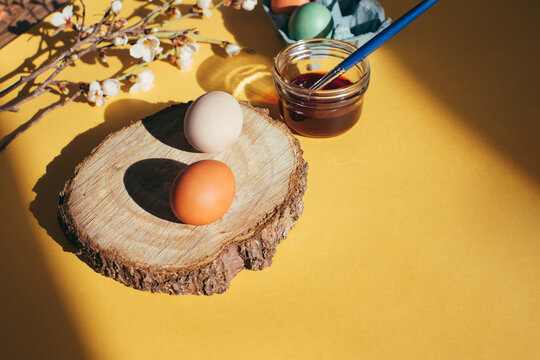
xmin=291 ymin=72 xmax=353 ymax=90
xmin=278 ymin=72 xmax=363 ymax=137
xmin=273 ymin=39 xmax=370 ymax=138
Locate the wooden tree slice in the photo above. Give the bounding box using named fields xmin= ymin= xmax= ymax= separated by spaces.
xmin=58 ymin=102 xmax=308 ymax=295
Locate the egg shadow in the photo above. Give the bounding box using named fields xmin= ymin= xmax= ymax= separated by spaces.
xmin=30 ymin=99 xmax=175 ymax=253
xmin=142 ymin=102 xmax=200 ymax=152
xmin=123 ymin=158 xmax=187 ymax=223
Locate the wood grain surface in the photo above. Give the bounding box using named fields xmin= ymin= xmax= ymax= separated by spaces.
xmin=0 ymin=0 xmax=69 ymax=49
xmin=58 ymin=102 xmax=308 ymax=295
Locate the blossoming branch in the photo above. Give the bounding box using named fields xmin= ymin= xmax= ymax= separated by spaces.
xmin=0 ymin=0 xmax=256 ymax=152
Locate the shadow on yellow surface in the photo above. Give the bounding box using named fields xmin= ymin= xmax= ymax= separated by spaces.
xmin=0 ymin=21 xmax=70 ymax=87
xmin=0 ymin=157 xmax=89 ymax=358
xmin=381 ymin=0 xmax=540 ymax=182
xmin=30 ymin=99 xmax=174 ymax=252
xmin=220 ymin=5 xmax=284 ymax=59
xmin=218 ymin=0 xmax=540 ymax=185
xmin=0 ymin=20 xmax=76 ymax=116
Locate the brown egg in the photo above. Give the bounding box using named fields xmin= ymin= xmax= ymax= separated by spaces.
xmin=169 ymin=160 xmax=235 ymax=226
xmin=271 ymin=0 xmax=309 ymax=14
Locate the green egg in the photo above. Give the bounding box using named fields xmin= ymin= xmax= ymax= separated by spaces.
xmin=288 ymin=3 xmax=334 ymax=41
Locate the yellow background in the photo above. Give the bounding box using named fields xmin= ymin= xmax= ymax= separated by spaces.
xmin=1 ymin=0 xmax=539 ymax=359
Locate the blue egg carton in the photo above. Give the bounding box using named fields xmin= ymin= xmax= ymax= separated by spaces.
xmin=263 ymin=0 xmax=391 ymax=48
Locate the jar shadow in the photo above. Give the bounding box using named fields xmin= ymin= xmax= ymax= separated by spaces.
xmin=196 ymin=53 xmax=281 ymax=121
xmin=123 ymin=158 xmax=187 ymax=223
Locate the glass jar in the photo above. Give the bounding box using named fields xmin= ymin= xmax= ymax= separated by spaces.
xmin=273 ymin=38 xmax=370 ymax=138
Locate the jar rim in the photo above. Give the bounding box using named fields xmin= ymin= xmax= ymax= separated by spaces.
xmin=273 ymin=38 xmax=370 ymax=100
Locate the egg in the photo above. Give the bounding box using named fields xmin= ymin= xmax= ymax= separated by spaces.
xmin=184 ymin=91 xmax=243 ymax=153
xmin=271 ymin=0 xmax=309 ymax=14
xmin=288 ymin=3 xmax=334 ymax=41
xmin=169 ymin=160 xmax=236 ymax=226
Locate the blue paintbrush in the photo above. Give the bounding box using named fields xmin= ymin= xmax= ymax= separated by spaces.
xmin=310 ymin=0 xmax=439 ymax=90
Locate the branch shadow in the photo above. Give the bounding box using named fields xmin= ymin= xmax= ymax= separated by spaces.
xmin=380 ymin=0 xmax=540 ymax=183
xmin=0 ymin=0 xmax=69 ymax=48
xmin=30 ymin=98 xmax=175 ymax=252
xmin=0 ymin=19 xmax=74 ymax=86
xmin=219 ymin=4 xmax=284 ymax=59
xmin=0 ymin=89 xmax=77 ymax=151
xmin=0 ymin=14 xmax=79 ymax=112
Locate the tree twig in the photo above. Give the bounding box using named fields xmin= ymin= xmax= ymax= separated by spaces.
xmin=124 ymin=0 xmax=175 ymax=32
xmin=0 ymin=0 xmax=251 ymax=153
xmin=75 ymin=0 xmax=87 ymax=43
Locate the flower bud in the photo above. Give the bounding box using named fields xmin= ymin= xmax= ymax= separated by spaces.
xmin=166 ymin=7 xmax=182 ymax=19
xmin=114 ymin=18 xmax=128 ymax=29
xmin=111 ymin=0 xmax=123 ymax=14
xmin=167 ymin=54 xmax=179 ymax=64
xmin=99 ymin=49 xmax=108 ymax=63
xmin=59 ymin=84 xmax=69 ymax=95
xmin=225 ymin=43 xmax=241 ymax=57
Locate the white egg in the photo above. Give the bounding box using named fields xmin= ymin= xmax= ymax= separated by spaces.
xmin=184 ymin=91 xmax=243 ymax=153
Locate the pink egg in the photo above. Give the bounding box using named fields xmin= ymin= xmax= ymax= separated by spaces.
xmin=271 ymin=0 xmax=310 ymax=14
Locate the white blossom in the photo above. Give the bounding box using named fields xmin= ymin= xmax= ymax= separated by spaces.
xmin=176 ymin=43 xmax=200 ymax=69
xmin=242 ymin=0 xmax=257 ymax=11
xmin=129 ymin=35 xmax=163 ymax=63
xmin=88 ymin=81 xmax=106 ymax=107
xmin=111 ymin=1 xmax=123 ymax=14
xmin=174 ymin=0 xmax=183 ymax=4
xmin=113 ymin=35 xmax=128 ymax=46
xmin=197 ymin=0 xmax=212 ymax=8
xmin=102 ymin=79 xmax=121 ymax=97
xmin=176 ymin=53 xmax=193 ymax=69
xmin=225 ymin=43 xmax=241 ymax=57
xmin=197 ymin=0 xmax=212 ymax=17
xmin=51 ymin=5 xmax=73 ymax=27
xmin=129 ymin=70 xmax=155 ymax=93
